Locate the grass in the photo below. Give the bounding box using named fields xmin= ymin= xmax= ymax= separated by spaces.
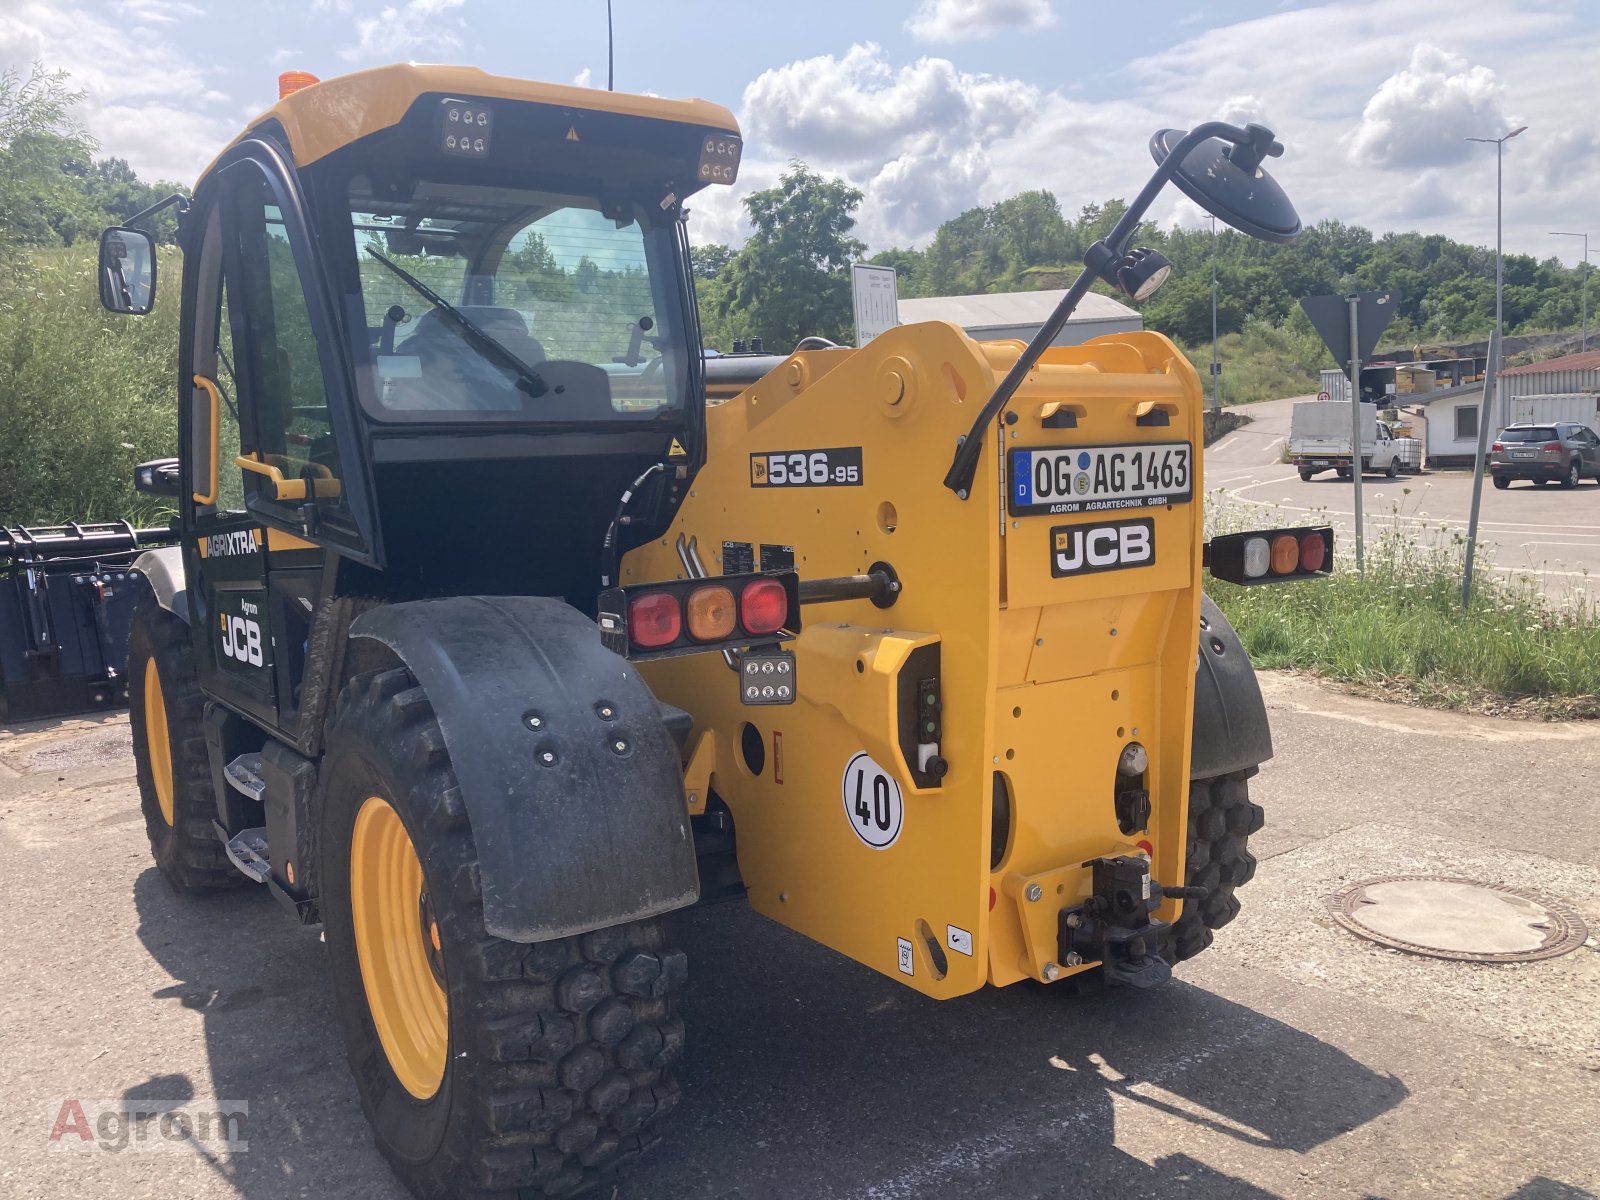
xmin=1179 ymin=316 xmax=1327 ymax=407
xmin=1205 ymin=490 xmax=1600 ymax=719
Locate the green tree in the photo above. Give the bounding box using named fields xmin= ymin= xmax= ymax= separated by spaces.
xmin=0 ymin=64 xmax=99 ymax=257
xmin=718 ymin=162 xmax=865 ymax=349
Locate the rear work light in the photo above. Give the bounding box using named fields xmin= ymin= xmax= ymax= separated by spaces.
xmin=598 ymin=571 xmax=801 ymax=662
xmin=1206 ymin=526 xmax=1333 ymax=586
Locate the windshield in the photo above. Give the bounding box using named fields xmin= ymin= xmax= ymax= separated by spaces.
xmin=341 ymin=174 xmax=690 ymax=423
xmin=1499 ymin=427 xmax=1558 ymax=443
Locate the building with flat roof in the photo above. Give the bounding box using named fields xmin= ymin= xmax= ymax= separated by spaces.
xmin=897 ymin=289 xmax=1142 ymax=346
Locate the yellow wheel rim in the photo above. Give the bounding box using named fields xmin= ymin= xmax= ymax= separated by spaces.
xmin=143 ymin=662 xmax=175 ymax=826
xmin=350 ymin=795 xmax=449 ymax=1100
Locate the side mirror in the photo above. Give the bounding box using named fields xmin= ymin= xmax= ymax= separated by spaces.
xmin=98 ymin=226 xmax=158 ymax=315
xmin=1150 ymin=125 xmax=1302 ymax=244
xmin=134 ymin=457 xmax=182 ymax=498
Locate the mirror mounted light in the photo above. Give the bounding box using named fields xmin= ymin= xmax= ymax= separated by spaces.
xmin=942 ymin=119 xmax=1302 ymax=499
xmin=98 ymin=226 xmax=157 ymax=315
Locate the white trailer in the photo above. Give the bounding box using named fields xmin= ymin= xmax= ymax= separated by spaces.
xmin=1504 ymin=393 xmax=1600 ymax=433
xmin=1288 ymin=400 xmax=1403 ymax=480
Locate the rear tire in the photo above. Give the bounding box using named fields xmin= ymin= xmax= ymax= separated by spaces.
xmin=1563 ymin=460 xmax=1580 ymax=488
xmin=1336 ymin=466 xmax=1352 ymax=480
xmin=1298 ymin=467 xmax=1314 ymax=482
xmin=1493 ymin=475 xmax=1510 ymax=490
xmin=1164 ymin=770 xmax=1264 ymax=964
xmin=127 ymin=592 xmax=242 ymax=892
xmin=319 ymin=668 xmax=686 ymax=1200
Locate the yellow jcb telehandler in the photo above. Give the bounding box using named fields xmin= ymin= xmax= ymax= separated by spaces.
xmin=98 ymin=62 xmax=1328 ymax=1198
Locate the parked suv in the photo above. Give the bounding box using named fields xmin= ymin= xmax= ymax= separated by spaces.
xmin=1490 ymin=422 xmax=1600 ymax=489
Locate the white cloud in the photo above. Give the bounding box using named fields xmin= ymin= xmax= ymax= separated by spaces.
xmin=572 ymin=66 xmax=592 ymax=88
xmin=906 ymin=0 xmax=1054 ymax=43
xmin=1348 ymin=44 xmax=1510 ymax=169
xmin=269 ymin=48 xmax=303 ymax=66
xmin=112 ymin=0 xmax=204 ymax=22
xmin=343 ymin=0 xmax=466 ymax=61
xmin=740 ymin=43 xmax=1044 ymax=245
xmin=0 ymin=0 xmax=236 ymax=184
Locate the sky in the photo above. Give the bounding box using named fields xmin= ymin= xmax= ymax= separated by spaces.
xmin=3 ymin=0 xmax=1597 ymax=268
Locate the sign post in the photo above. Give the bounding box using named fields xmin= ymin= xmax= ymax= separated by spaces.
xmin=1300 ymin=290 xmax=1399 ymax=573
xmin=851 ymin=263 xmax=899 ymax=347
xmin=1461 ymin=324 xmax=1502 ymax=608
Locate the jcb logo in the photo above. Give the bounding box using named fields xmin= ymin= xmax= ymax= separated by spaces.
xmin=1051 ymin=518 xmax=1155 ymax=578
xmin=219 ymin=607 xmax=264 ymax=667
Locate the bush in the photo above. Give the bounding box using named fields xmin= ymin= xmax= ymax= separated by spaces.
xmin=0 ymin=245 xmax=180 ymax=525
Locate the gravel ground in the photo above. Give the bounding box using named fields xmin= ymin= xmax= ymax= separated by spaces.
xmin=1 ymin=675 xmax=1596 ymax=1200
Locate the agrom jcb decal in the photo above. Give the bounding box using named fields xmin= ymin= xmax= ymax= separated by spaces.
xmin=215 ymin=589 xmax=270 ymax=673
xmin=1050 ymin=518 xmax=1155 ymax=578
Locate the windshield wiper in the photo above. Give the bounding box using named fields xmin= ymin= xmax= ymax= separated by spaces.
xmin=364 ymin=246 xmax=548 ymax=399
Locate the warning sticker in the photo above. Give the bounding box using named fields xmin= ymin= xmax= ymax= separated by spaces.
xmin=896 ymin=937 xmax=914 ymax=977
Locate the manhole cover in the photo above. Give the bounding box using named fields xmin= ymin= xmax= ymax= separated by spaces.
xmin=1327 ymin=876 xmax=1589 ymax=963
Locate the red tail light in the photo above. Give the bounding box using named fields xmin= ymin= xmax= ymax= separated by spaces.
xmin=627 ymin=592 xmax=681 ymax=648
xmin=1545 ymin=442 xmax=1562 ymax=452
xmin=1491 ymin=441 xmax=1503 ymax=452
xmin=740 ymin=578 xmax=788 ymax=635
xmin=1299 ymin=531 xmax=1326 ymax=573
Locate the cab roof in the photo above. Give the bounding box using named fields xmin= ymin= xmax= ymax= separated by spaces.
xmin=199 ymin=62 xmax=740 ymax=185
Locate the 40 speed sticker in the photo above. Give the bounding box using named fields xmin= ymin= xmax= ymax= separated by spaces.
xmin=842 ymin=752 xmax=904 ymax=849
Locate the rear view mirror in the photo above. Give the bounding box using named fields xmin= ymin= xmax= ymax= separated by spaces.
xmin=99 ymin=227 xmax=158 ymax=315
xmin=133 ymin=457 xmax=182 ymax=498
xmin=1149 ymin=125 xmax=1302 ymax=244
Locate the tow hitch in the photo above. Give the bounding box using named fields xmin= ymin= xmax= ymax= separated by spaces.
xmin=1059 ymin=856 xmax=1207 ymax=988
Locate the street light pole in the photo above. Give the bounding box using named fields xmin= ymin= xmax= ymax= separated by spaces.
xmin=1552 ymin=231 xmax=1590 ymax=351
xmin=1462 ymin=124 xmax=1528 ymax=609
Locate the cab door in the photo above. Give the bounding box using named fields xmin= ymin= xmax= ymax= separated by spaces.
xmin=180 ymin=180 xmax=277 ymax=728
xmin=182 ymin=147 xmax=366 ymax=735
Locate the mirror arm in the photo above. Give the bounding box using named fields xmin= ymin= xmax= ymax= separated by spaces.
xmin=122 ymin=191 xmax=190 ymax=230
xmin=940 ymin=120 xmax=1256 ymax=499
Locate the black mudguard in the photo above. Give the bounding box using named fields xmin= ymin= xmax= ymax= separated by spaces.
xmin=350 ymin=596 xmax=698 ymax=943
xmin=133 ymin=547 xmax=189 ymax=621
xmin=1190 ymin=593 xmax=1272 ymax=779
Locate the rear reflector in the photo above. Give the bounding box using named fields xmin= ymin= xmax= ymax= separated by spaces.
xmin=1207 ymin=526 xmax=1333 ymax=587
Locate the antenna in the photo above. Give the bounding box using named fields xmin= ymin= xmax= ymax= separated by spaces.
xmin=607 ymin=0 xmax=615 ymax=91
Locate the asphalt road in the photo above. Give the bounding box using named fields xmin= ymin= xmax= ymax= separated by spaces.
xmin=2 ymin=679 xmax=1597 ymax=1200
xmin=1207 ymin=396 xmax=1600 ymax=601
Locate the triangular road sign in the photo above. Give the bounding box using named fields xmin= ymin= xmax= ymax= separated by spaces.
xmin=1300 ymin=291 xmax=1400 ymax=380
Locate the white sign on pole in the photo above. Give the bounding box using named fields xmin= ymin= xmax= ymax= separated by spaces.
xmin=851 ymin=263 xmax=899 ymax=346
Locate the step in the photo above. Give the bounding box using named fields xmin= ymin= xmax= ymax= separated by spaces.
xmin=223 ymin=752 xmax=266 ymax=801
xmin=222 ymin=825 xmax=271 ymax=885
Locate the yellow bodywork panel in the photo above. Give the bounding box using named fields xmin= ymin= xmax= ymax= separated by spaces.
xmin=201 ymin=62 xmax=739 ymax=179
xmin=624 ymin=323 xmax=1205 ymax=998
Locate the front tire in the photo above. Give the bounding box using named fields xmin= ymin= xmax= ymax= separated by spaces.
xmin=1165 ymin=770 xmax=1263 ymax=963
xmin=319 ymin=668 xmax=686 ymax=1199
xmin=128 ymin=592 xmax=242 ymax=892
xmin=1385 ymin=458 xmax=1398 ymax=479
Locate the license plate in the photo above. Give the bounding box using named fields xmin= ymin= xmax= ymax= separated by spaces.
xmin=1510 ymin=450 xmax=1535 ymax=459
xmin=1008 ymin=442 xmax=1192 ymax=516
